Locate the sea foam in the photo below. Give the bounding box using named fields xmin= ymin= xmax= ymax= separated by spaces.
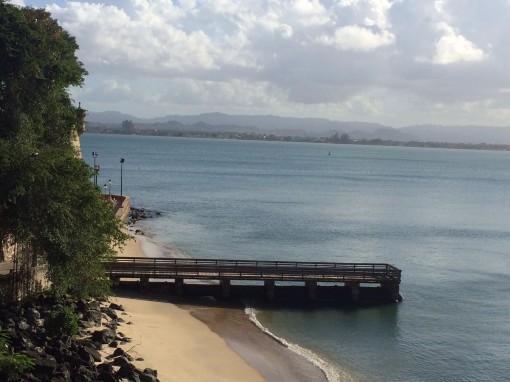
xmin=243 ymin=302 xmax=356 ymax=382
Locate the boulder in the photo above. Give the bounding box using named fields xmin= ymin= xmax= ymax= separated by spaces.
xmin=92 ymin=328 xmax=116 ymax=345
xmin=109 ymin=302 xmax=124 ymax=311
xmin=116 ymin=363 xmax=141 ymax=382
xmin=79 ymin=346 xmax=102 ymax=363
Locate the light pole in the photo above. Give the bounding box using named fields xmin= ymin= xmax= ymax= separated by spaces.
xmin=120 ymin=158 xmax=125 ymax=197
xmin=92 ymin=151 xmax=99 ymax=186
xmin=103 ymin=183 xmax=107 ymax=194
xmin=108 ymin=179 xmax=112 ymax=196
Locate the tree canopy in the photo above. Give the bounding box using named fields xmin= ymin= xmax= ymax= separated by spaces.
xmin=0 ymin=1 xmax=127 ymax=298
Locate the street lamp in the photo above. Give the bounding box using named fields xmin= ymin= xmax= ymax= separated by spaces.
xmin=120 ymin=158 xmax=125 ymax=197
xmin=103 ymin=183 xmax=107 ymax=194
xmin=108 ymin=179 xmax=112 ymax=196
xmin=92 ymin=151 xmax=99 ymax=186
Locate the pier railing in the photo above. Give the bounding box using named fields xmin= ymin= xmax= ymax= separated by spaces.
xmin=104 ymin=257 xmax=401 ymax=284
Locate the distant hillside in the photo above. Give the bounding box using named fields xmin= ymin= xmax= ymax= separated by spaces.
xmin=400 ymin=125 xmax=510 ymax=144
xmin=86 ymin=111 xmax=387 ymax=136
xmin=86 ymin=111 xmax=510 ymax=144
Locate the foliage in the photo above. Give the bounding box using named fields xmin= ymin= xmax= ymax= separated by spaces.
xmin=0 ymin=1 xmax=127 ymax=299
xmin=0 ymin=329 xmax=35 ymax=381
xmin=44 ymin=306 xmax=79 ymax=338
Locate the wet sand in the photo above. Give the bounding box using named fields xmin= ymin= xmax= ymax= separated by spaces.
xmin=114 ymin=228 xmax=328 ymax=381
xmin=186 ymin=302 xmax=328 ymax=382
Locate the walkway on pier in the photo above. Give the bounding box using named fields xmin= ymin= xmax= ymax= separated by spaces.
xmin=104 ymin=257 xmax=402 ymax=302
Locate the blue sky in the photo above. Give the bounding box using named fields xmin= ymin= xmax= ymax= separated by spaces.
xmin=12 ymin=0 xmax=510 ymax=127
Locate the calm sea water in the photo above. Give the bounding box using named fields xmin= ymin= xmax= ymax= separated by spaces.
xmin=81 ymin=134 xmax=510 ymax=381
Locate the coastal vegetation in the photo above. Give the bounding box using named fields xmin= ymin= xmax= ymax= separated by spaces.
xmin=87 ymin=121 xmax=510 ymax=152
xmin=0 ymin=0 xmax=127 ymax=299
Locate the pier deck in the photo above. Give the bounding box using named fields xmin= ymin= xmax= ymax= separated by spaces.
xmin=105 ymin=257 xmax=402 ymax=302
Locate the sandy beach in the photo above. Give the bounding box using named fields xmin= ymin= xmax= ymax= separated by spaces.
xmin=111 ymin=229 xmax=329 ymax=382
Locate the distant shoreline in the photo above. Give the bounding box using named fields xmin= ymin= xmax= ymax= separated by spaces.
xmin=83 ymin=130 xmax=510 ymax=152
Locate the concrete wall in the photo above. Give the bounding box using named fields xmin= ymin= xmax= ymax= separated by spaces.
xmin=114 ymin=195 xmax=131 ymax=222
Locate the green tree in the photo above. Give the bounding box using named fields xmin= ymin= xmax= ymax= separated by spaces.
xmin=339 ymin=133 xmax=351 ymax=144
xmin=330 ymin=132 xmax=340 ymax=143
xmin=0 ymin=1 xmax=127 ymax=298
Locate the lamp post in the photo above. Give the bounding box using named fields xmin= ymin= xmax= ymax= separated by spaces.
xmin=108 ymin=179 xmax=112 ymax=196
xmin=120 ymin=158 xmax=125 ymax=197
xmin=92 ymin=151 xmax=99 ymax=186
xmin=103 ymin=183 xmax=107 ymax=194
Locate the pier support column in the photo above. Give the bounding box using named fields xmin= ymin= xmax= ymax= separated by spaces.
xmin=381 ymin=283 xmax=403 ymax=302
xmin=306 ymin=281 xmax=318 ymax=301
xmin=346 ymin=282 xmax=360 ymax=302
xmin=265 ymin=280 xmax=275 ymax=301
xmin=220 ymin=280 xmax=231 ymax=299
xmin=140 ymin=277 xmax=149 ymax=293
xmin=175 ymin=278 xmax=184 ymax=296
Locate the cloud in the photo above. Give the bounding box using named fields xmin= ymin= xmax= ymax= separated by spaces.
xmin=432 ymin=22 xmax=487 ymax=64
xmin=7 ymin=0 xmax=510 ymax=127
xmin=318 ymin=25 xmax=395 ymax=51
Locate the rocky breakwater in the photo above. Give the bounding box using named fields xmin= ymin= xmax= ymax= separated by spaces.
xmin=127 ymin=208 xmax=161 ymax=227
xmin=126 ymin=208 xmax=162 ymax=236
xmin=0 ymin=295 xmax=159 ymax=382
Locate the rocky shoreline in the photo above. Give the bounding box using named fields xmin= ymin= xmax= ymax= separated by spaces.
xmin=127 ymin=208 xmax=161 ymax=227
xmin=0 ymin=294 xmax=159 ymax=382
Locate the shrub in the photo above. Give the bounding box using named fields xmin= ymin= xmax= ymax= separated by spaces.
xmin=44 ymin=306 xmax=79 ymax=338
xmin=0 ymin=330 xmax=35 ymax=381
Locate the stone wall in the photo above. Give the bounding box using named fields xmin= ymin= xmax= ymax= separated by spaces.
xmin=112 ymin=195 xmax=131 ymax=223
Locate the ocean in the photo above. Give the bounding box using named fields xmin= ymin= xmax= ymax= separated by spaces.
xmin=81 ymin=134 xmax=510 ymax=381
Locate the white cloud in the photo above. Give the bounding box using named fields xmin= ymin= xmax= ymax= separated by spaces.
xmin=433 ymin=22 xmax=487 ymax=64
xmin=8 ymin=0 xmax=509 ymax=127
xmin=8 ymin=0 xmax=25 ymax=5
xmin=291 ymin=0 xmax=329 ymax=26
xmin=318 ymin=25 xmax=395 ymax=51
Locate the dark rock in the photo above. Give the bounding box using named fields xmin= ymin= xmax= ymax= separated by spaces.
xmin=32 ymin=354 xmax=58 ymax=375
xmin=97 ymin=362 xmax=114 ymax=374
xmin=143 ymin=368 xmax=157 ymax=377
xmin=139 ymin=373 xmax=158 ymax=382
xmin=74 ymin=365 xmax=97 ymax=381
xmin=92 ymin=328 xmax=116 ymax=344
xmin=50 ymin=367 xmax=71 ymax=382
xmin=102 ymin=307 xmax=118 ymax=320
xmin=116 ymin=363 xmax=141 ymax=382
xmin=27 ymin=307 xmax=41 ymax=321
xmin=79 ymin=319 xmax=95 ymax=329
xmin=128 ymin=207 xmax=162 ymax=225
xmin=65 ymin=353 xmax=91 ymax=368
xmin=79 ymin=346 xmax=102 ymax=363
xmin=111 ymin=347 xmax=126 ymax=357
xmin=109 ymin=303 xmax=124 ymax=311
xmin=0 ymin=296 xmax=157 ymax=382
xmin=98 ymin=371 xmax=117 ymax=382
xmin=46 ymin=346 xmax=64 ymax=363
xmin=112 ymin=356 xmax=130 ymax=367
xmin=5 ymin=317 xmax=16 ymax=328
xmin=17 ymin=319 xmax=30 ymax=331
xmin=108 ymin=340 xmax=119 ymax=348
xmin=88 ymin=300 xmax=101 ymax=311
xmin=86 ymin=309 xmax=102 ymax=324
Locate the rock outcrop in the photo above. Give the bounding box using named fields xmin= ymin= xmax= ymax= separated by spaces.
xmin=0 ymin=295 xmax=159 ymax=382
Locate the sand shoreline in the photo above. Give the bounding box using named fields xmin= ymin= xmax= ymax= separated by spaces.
xmin=114 ymin=227 xmax=329 ymax=381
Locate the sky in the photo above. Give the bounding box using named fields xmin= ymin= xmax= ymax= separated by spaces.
xmin=11 ymin=0 xmax=510 ymax=127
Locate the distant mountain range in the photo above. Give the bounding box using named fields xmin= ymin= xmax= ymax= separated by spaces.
xmin=86 ymin=111 xmax=510 ymax=145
